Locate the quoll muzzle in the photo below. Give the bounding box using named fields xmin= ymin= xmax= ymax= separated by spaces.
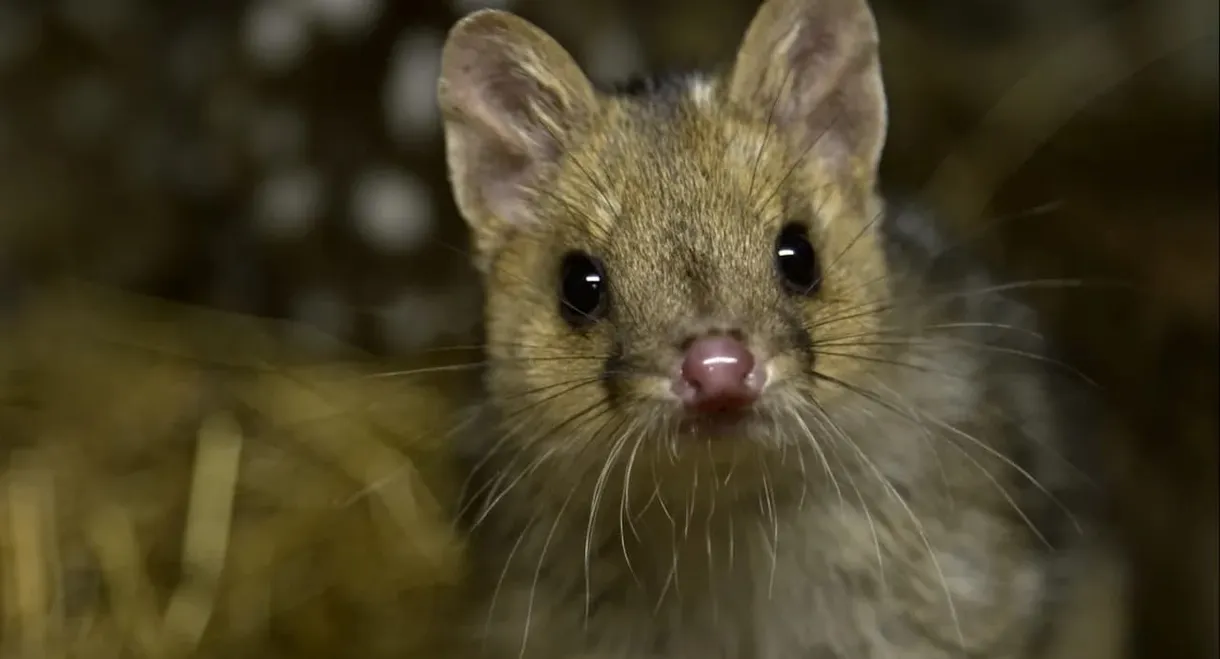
xmin=673 ymin=334 xmax=767 ymax=414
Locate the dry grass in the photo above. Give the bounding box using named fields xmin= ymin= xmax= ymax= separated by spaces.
xmin=0 ymin=283 xmax=470 ymax=659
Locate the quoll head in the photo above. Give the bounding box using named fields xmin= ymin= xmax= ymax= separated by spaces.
xmin=438 ymin=0 xmax=894 ymax=464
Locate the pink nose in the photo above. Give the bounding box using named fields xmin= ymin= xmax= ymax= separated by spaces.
xmin=674 ymin=335 xmax=764 ymax=413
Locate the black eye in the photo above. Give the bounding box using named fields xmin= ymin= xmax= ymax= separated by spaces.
xmin=558 ymin=251 xmax=608 ymax=326
xmin=775 ymin=222 xmax=821 ymax=295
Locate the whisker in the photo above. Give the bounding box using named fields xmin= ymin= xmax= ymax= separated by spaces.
xmin=751 ymin=115 xmax=842 ymax=218
xmin=810 ymin=371 xmax=1081 ymax=536
xmin=805 ymin=392 xmax=965 ymax=649
xmin=684 ymin=456 xmax=698 ymax=540
xmin=866 ymin=379 xmax=956 ymax=519
xmin=816 ymin=321 xmax=1046 ymax=343
xmin=894 ymin=199 xmax=1067 ymax=269
xmin=810 ymin=277 xmax=1113 ymax=338
xmin=457 ymin=377 xmax=609 ymax=519
xmin=809 ymin=349 xmax=973 ymax=380
xmin=757 ymin=205 xmax=887 ymax=296
xmin=484 ymin=508 xmax=540 ymax=649
xmin=520 ymin=477 xmax=583 ymax=659
xmin=365 ymin=353 xmax=611 ymax=380
xmin=621 ymin=429 xmax=651 ymax=545
xmin=583 ymin=416 xmax=637 ymax=614
xmin=405 ymin=340 xmax=606 ymax=355
xmin=469 ymin=399 xmax=615 ymax=530
xmin=580 ymin=405 xmax=645 ymax=625
xmin=758 ymin=460 xmax=779 ymax=598
xmin=815 ymin=207 xmax=887 ymax=293
xmin=792 ymin=397 xmax=888 ymax=596
xmin=814 ymin=338 xmax=1097 ymax=387
xmin=745 ymin=65 xmax=795 ymax=201
xmin=778 ymin=394 xmax=843 ymax=510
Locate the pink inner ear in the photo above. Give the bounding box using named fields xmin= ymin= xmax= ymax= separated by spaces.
xmin=484 ymin=173 xmax=536 ymax=228
xmin=724 ymin=0 xmax=887 ymax=173
xmin=440 ymin=10 xmax=601 ymax=272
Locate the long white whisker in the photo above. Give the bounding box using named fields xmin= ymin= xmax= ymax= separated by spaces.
xmin=584 ymin=411 xmax=640 ymax=624
xmin=797 ymin=398 xmax=888 ymax=597
xmin=617 ymin=419 xmax=649 ymax=591
xmin=825 ymin=372 xmax=1081 ymax=535
xmin=519 ymin=482 xmax=581 ymax=659
xmin=816 ymin=397 xmax=966 ymax=650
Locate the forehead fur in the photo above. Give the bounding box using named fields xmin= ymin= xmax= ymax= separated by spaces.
xmin=539 ymin=73 xmax=871 ymax=267
xmin=505 ymin=72 xmax=886 ymax=346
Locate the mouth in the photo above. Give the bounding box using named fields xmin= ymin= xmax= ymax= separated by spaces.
xmin=676 ymin=408 xmax=758 ymax=440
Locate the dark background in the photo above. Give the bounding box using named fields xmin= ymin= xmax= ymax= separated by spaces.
xmin=0 ymin=0 xmax=1215 ymax=656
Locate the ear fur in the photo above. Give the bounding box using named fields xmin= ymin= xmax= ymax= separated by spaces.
xmin=727 ymin=0 xmax=888 ymax=178
xmin=437 ymin=10 xmax=596 ymax=272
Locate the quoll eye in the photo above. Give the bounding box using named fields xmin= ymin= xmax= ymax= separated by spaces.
xmin=775 ymin=222 xmax=821 ymax=295
xmin=558 ymin=250 xmax=608 ymax=326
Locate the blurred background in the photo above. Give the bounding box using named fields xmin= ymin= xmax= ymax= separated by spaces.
xmin=0 ymin=0 xmax=1215 ymax=657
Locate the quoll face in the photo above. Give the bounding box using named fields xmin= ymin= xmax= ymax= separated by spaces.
xmin=438 ymin=0 xmax=899 ymax=494
xmin=482 ymin=95 xmax=892 ymax=464
xmin=437 ymin=6 xmax=1101 ymax=658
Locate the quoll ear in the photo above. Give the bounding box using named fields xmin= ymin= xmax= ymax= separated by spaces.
xmin=727 ymin=0 xmax=887 ymax=180
xmin=438 ymin=9 xmax=596 ymax=272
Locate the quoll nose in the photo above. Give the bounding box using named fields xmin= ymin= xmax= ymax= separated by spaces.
xmin=674 ymin=335 xmax=765 ymax=413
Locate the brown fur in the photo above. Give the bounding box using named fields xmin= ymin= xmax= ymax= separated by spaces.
xmin=438 ymin=1 xmax=1121 ymax=657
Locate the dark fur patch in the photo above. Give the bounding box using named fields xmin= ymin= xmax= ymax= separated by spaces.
xmin=782 ymin=306 xmax=817 ymax=368
xmin=597 ymin=70 xmax=699 ymax=103
xmin=600 ymin=336 xmax=629 ymax=405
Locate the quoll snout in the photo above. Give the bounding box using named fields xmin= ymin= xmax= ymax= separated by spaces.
xmin=673 ymin=334 xmax=767 ymax=414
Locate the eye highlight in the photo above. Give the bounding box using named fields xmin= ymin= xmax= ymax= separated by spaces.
xmin=558 ymin=250 xmax=608 ymax=326
xmin=774 ymin=222 xmax=821 ymax=295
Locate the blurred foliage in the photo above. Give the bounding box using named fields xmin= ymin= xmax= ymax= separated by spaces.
xmin=0 ymin=284 xmax=469 ymax=658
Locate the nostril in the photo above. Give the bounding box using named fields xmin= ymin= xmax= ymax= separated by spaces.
xmin=681 ymin=338 xmax=753 ymax=386
xmin=675 ymin=335 xmax=764 ymax=413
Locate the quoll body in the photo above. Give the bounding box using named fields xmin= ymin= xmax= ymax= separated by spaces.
xmin=436 ymin=0 xmax=1119 ymax=657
